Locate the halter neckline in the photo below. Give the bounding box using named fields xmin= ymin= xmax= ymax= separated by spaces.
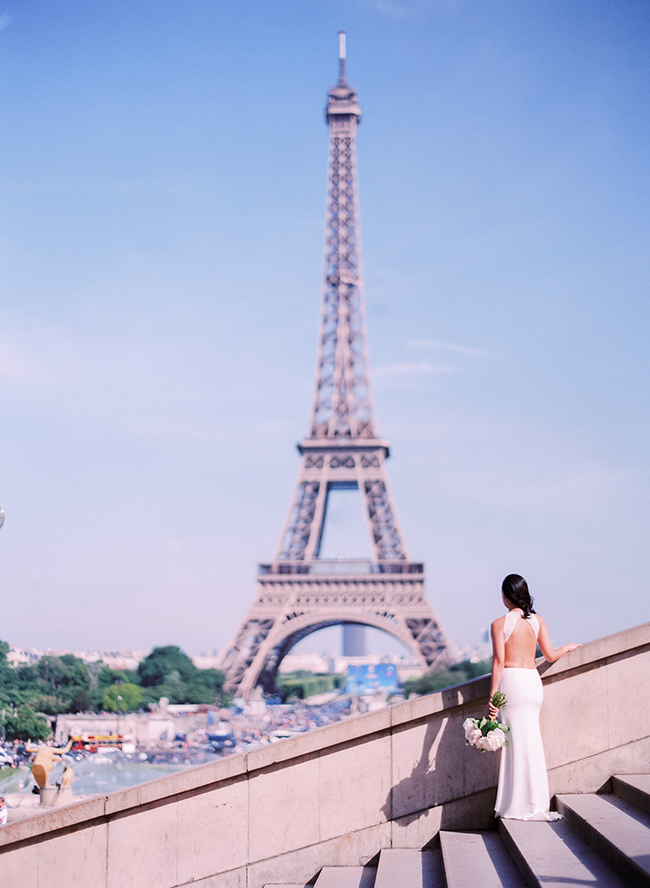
xmin=504 ymin=608 xmax=540 ymax=643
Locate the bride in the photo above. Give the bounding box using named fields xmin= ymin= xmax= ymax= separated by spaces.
xmin=488 ymin=574 xmax=580 ymax=821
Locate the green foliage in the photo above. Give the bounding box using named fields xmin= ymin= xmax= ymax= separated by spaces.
xmin=138 ymin=646 xmax=196 ymax=687
xmin=103 ymin=683 xmax=142 ymax=712
xmin=97 ymin=667 xmax=130 ymax=690
xmin=2 ymin=705 xmax=51 ymax=742
xmin=277 ymin=672 xmax=344 ymax=701
xmin=36 ymin=655 xmax=67 ymax=690
xmin=184 ymin=668 xmax=227 ymax=705
xmin=0 ymin=639 xmax=227 ymax=713
xmin=404 ymin=659 xmax=493 ymax=698
xmin=137 ymin=646 xmax=226 ymax=705
xmin=33 ymin=695 xmax=61 ymax=716
xmin=58 ymin=656 xmax=91 ymax=690
xmin=69 ymin=688 xmax=94 ymax=713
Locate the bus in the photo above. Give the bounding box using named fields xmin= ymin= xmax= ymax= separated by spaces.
xmin=70 ymin=734 xmax=135 ymax=754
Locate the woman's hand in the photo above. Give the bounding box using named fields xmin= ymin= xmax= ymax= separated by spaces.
xmin=488 ymin=700 xmax=499 ymax=719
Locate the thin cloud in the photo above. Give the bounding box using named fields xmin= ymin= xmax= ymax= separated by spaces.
xmin=0 ymin=13 xmax=11 ymax=30
xmin=407 ymin=339 xmax=492 ymax=357
xmin=134 ymin=421 xmax=230 ymax=441
xmin=374 ymin=361 xmax=456 ymax=377
xmin=361 ymin=0 xmax=412 ymax=17
xmin=0 ymin=341 xmax=67 ymax=384
xmin=440 ymin=464 xmax=633 ymax=511
xmin=356 ymin=0 xmax=466 ymax=19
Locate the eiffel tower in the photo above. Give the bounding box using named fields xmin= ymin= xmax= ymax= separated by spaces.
xmin=220 ymin=34 xmax=453 ymax=698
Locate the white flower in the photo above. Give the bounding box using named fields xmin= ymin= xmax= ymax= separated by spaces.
xmin=462 ymin=718 xmax=476 ymax=740
xmin=476 ymin=735 xmax=490 ymax=750
xmin=484 ymin=728 xmax=506 ymax=751
xmin=468 ymin=728 xmax=482 ymax=746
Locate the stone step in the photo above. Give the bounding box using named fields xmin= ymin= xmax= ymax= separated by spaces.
xmin=313 ymin=866 xmax=377 ymax=888
xmin=499 ymin=817 xmax=629 ymax=888
xmin=440 ymin=830 xmax=526 ymax=888
xmin=374 ymin=848 xmax=444 ymax=888
xmin=557 ymin=792 xmax=650 ymax=886
xmin=612 ymin=775 xmax=650 ymax=816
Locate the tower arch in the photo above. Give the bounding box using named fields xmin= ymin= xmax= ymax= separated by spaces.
xmin=239 ymin=611 xmax=429 ymax=696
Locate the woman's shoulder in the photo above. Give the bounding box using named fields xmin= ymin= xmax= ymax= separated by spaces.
xmin=491 ymin=614 xmax=506 ymax=631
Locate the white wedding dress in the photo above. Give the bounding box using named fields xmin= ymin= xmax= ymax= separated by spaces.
xmin=494 ymin=609 xmax=560 ymax=821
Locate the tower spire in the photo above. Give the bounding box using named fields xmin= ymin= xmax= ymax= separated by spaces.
xmin=338 ymin=30 xmax=347 ymax=85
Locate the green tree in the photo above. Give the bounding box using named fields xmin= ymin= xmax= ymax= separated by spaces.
xmin=59 ymin=654 xmax=91 ymax=690
xmin=69 ymin=688 xmax=93 ymax=713
xmin=136 ymin=647 xmax=227 ymax=705
xmin=404 ymin=659 xmax=492 ymax=698
xmin=33 ymin=695 xmax=61 ymax=716
xmin=185 ymin=668 xmax=226 ymax=704
xmin=0 ymin=641 xmax=20 ymax=700
xmin=97 ymin=667 xmax=130 ymax=689
xmin=137 ymin=646 xmax=197 ymax=687
xmin=36 ymin=655 xmax=67 ymax=692
xmin=103 ymin=683 xmax=142 ymax=712
xmin=3 ymin=705 xmax=50 ymax=742
xmin=25 ymin=654 xmax=90 ymax=713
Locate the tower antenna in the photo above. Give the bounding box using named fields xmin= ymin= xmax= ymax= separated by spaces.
xmin=338 ymin=30 xmax=346 ymax=84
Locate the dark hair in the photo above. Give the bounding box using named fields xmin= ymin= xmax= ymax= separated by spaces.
xmin=502 ymin=574 xmax=536 ymax=617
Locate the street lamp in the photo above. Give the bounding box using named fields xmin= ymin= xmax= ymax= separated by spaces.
xmin=117 ymin=695 xmax=122 ymax=746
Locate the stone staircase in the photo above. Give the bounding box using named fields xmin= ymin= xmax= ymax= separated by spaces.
xmin=264 ymin=776 xmax=650 ymax=888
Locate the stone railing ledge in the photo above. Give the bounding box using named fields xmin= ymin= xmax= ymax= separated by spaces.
xmin=538 ymin=621 xmax=650 ymax=680
xmin=390 ymin=673 xmax=491 ymax=729
xmin=104 ymin=751 xmax=247 ymax=816
xmin=0 ymin=795 xmax=105 ymax=847
xmin=246 ymin=705 xmax=392 ymax=772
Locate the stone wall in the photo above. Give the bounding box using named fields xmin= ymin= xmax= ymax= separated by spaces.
xmin=0 ymin=622 xmax=648 ymax=888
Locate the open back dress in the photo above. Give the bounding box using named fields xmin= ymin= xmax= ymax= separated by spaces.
xmin=494 ymin=608 xmax=560 ymax=821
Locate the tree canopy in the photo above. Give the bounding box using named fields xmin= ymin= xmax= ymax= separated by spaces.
xmin=0 ymin=640 xmax=227 ymax=730
xmin=137 ymin=646 xmax=226 ymax=705
xmin=404 ymin=659 xmax=493 ymax=698
xmin=103 ymin=682 xmax=143 ymax=712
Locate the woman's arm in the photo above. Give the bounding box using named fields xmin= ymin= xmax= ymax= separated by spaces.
xmin=488 ymin=618 xmax=505 ymax=718
xmin=537 ymin=615 xmax=581 ymax=663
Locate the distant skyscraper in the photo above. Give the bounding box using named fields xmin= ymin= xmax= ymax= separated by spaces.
xmin=220 ymin=33 xmax=453 ymax=698
xmin=342 ymin=624 xmax=366 ymax=657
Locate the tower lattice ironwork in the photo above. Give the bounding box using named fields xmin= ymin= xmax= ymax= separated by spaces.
xmin=220 ymin=34 xmax=453 ymax=698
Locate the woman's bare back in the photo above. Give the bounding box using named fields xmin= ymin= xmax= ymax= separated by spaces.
xmin=503 ymin=613 xmax=538 ymax=668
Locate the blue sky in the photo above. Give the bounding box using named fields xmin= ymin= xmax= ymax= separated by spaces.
xmin=0 ymin=0 xmax=648 ymax=657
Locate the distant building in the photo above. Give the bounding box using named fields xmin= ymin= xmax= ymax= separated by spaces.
xmin=6 ymin=646 xmax=221 ymax=672
xmin=342 ymin=625 xmax=366 ymax=657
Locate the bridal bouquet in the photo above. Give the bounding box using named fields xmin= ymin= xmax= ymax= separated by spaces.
xmin=463 ymin=693 xmax=509 ymax=752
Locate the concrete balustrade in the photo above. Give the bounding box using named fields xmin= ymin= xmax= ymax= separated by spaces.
xmin=0 ymin=622 xmax=648 ymax=888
